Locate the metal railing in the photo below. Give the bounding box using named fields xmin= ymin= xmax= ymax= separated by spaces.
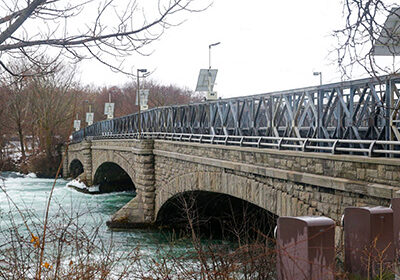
xmin=78 ymin=131 xmax=400 ymax=158
xmin=72 ymin=74 xmax=400 ymax=157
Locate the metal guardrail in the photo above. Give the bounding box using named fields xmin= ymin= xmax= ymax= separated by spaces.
xmin=72 ymin=74 xmax=400 ymax=157
xmin=80 ymin=132 xmax=400 ymax=158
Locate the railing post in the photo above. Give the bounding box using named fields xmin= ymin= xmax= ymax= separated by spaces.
xmin=368 ymin=140 xmax=376 ymax=157
xmin=318 ymin=89 xmax=323 ymax=139
xmin=385 ymin=79 xmax=393 ymax=143
xmin=257 ymin=136 xmax=262 ymax=148
xmin=277 ymin=138 xmax=283 ymax=150
xmin=302 ymin=138 xmax=309 ymax=152
xmin=331 ymin=140 xmax=339 ymax=154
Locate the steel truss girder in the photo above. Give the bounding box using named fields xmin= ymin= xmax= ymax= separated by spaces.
xmin=74 ymin=75 xmax=400 ymax=143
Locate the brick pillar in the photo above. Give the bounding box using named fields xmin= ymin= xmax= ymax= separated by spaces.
xmin=107 ymin=139 xmax=155 ymax=228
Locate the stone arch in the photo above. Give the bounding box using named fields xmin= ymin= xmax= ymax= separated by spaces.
xmin=91 ymin=150 xmax=137 ymax=186
xmin=68 ymin=153 xmax=87 ymax=177
xmin=155 ymin=172 xmax=281 ymax=239
xmin=93 ymin=161 xmax=135 ymax=193
xmin=155 ymin=171 xmax=280 ymax=220
xmin=69 ymin=159 xmax=84 ymax=179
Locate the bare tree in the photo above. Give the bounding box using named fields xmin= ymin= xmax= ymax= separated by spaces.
xmin=0 ymin=87 xmax=10 ymax=163
xmin=334 ymin=0 xmax=400 ymax=79
xmin=117 ymin=80 xmax=202 ymax=116
xmin=28 ymin=63 xmax=77 ymax=161
xmin=0 ymin=60 xmax=34 ymax=160
xmin=144 ymin=81 xmax=202 ymax=108
xmin=0 ymin=0 xmax=207 ymax=76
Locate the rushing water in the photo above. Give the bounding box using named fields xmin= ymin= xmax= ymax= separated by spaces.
xmin=0 ymin=172 xmax=270 ymax=279
xmin=0 ymin=172 xmax=198 ymax=259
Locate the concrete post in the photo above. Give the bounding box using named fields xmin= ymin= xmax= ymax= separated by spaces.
xmin=276 ymin=216 xmax=335 ymax=280
xmin=344 ymin=206 xmax=394 ymax=279
xmin=391 ymin=197 xmax=400 ymax=279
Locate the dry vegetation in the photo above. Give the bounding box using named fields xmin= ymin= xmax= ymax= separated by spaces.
xmin=0 ymin=59 xmax=201 ymax=177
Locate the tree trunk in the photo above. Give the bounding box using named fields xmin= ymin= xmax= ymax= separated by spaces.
xmin=17 ymin=121 xmax=26 ymax=160
xmin=31 ymin=124 xmax=36 ymax=155
xmin=45 ymin=128 xmax=53 ymax=161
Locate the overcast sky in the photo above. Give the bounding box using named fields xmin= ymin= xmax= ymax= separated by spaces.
xmin=79 ymin=1 xmax=347 ymax=98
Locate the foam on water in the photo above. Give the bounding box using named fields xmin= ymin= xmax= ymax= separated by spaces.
xmin=25 ymin=172 xmax=37 ymax=178
xmin=66 ymin=178 xmax=87 ymax=189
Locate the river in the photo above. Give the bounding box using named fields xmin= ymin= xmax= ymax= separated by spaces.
xmin=0 ymin=172 xmax=217 ymax=278
xmin=0 ymin=172 xmax=173 ymax=249
xmin=0 ymin=172 xmax=271 ymax=279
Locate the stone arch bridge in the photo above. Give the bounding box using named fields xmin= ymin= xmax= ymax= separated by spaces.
xmin=64 ymin=74 xmax=400 ymax=229
xmin=63 ymin=138 xmax=400 ymax=228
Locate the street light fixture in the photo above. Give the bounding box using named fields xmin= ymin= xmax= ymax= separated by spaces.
xmin=207 ymin=42 xmax=221 ymax=100
xmin=313 ymin=71 xmax=322 ymax=86
xmin=137 ymin=68 xmax=147 ymax=138
xmin=209 ymin=42 xmax=221 ymax=69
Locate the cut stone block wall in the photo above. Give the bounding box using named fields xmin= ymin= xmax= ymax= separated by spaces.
xmin=65 ymin=139 xmax=400 ymax=228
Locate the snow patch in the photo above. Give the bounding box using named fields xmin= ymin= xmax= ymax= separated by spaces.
xmin=88 ymin=185 xmax=100 ymax=193
xmin=25 ymin=173 xmax=37 ymax=178
xmin=66 ymin=179 xmax=100 ymax=194
xmin=66 ymin=179 xmax=87 ymax=190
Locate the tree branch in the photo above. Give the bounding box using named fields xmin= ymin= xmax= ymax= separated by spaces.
xmin=0 ymin=0 xmax=47 ymax=45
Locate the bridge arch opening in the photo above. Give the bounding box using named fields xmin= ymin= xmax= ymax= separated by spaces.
xmin=69 ymin=159 xmax=84 ymax=179
xmin=156 ymin=191 xmax=277 ymax=241
xmin=93 ymin=162 xmax=135 ymax=193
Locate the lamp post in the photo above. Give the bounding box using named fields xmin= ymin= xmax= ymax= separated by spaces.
xmin=207 ymin=42 xmax=220 ymax=99
xmin=87 ymin=103 xmax=94 ymax=126
xmin=209 ymin=42 xmax=221 ymax=69
xmin=105 ymin=88 xmax=117 ymax=120
xmin=313 ymin=71 xmax=322 ymax=85
xmin=137 ymin=68 xmax=147 ymax=138
xmin=75 ymin=113 xmax=80 ymax=132
xmin=82 ymin=100 xmax=88 ymax=138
